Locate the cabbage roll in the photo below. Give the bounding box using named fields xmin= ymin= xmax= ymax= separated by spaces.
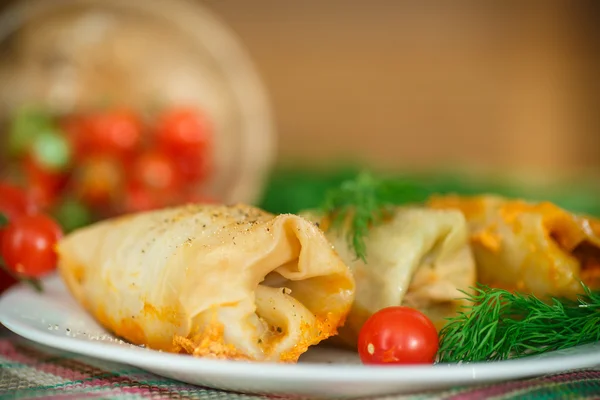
xmin=57 ymin=204 xmax=355 ymax=362
xmin=301 ymin=207 xmax=476 ymax=347
xmin=428 ymin=194 xmax=600 ymax=299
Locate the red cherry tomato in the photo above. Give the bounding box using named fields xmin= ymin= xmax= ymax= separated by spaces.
xmin=23 ymin=157 xmax=69 ymax=191
xmin=174 ymin=152 xmax=212 ymax=183
xmin=23 ymin=157 xmax=69 ymax=210
xmin=1 ymin=214 xmax=63 ymax=278
xmin=131 ymin=151 xmax=181 ymax=191
xmin=0 ymin=182 xmax=38 ymax=245
xmin=0 ymin=182 xmax=38 ymax=221
xmin=122 ymin=184 xmax=163 ymax=213
xmin=155 ymin=107 xmax=211 ymax=157
xmin=26 ymin=181 xmax=57 ymax=212
xmin=74 ymin=156 xmax=125 ymax=208
xmin=59 ymin=116 xmax=92 ymax=161
xmin=357 ymin=306 xmax=439 ymax=365
xmin=80 ymin=110 xmax=143 ymax=158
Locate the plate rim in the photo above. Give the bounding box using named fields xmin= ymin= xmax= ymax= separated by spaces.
xmin=2 ymin=276 xmax=600 ymax=385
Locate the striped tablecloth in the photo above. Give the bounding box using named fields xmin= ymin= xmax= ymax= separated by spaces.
xmin=1 ymin=327 xmax=600 ymax=400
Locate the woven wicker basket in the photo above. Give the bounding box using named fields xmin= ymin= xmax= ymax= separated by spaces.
xmin=0 ymin=0 xmax=275 ymax=206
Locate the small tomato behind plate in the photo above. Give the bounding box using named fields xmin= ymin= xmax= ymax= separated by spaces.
xmin=0 ymin=182 xmax=38 ymax=222
xmin=23 ymin=157 xmax=70 ymax=210
xmin=131 ymin=151 xmax=182 ymax=192
xmin=73 ymin=156 xmax=125 ymax=208
xmin=1 ymin=214 xmax=63 ymax=278
xmin=173 ymin=151 xmax=212 ymax=183
xmin=80 ymin=110 xmax=144 ymax=158
xmin=155 ymin=107 xmax=211 ymax=157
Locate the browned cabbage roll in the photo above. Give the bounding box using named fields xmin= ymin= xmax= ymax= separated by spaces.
xmin=428 ymin=194 xmax=600 ymax=299
xmin=57 ymin=204 xmax=355 ymax=362
xmin=301 ymin=207 xmax=476 ymax=347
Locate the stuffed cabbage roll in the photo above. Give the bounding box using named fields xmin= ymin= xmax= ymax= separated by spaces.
xmin=57 ymin=203 xmax=355 ymax=362
xmin=301 ymin=207 xmax=476 ymax=347
xmin=428 ymin=194 xmax=600 ymax=299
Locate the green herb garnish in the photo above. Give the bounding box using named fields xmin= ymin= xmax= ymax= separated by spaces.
xmin=318 ymin=172 xmax=390 ymax=262
xmin=437 ymin=284 xmax=600 ymax=363
xmin=317 ymin=170 xmax=435 ymax=261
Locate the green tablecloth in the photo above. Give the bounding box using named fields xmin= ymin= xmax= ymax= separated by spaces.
xmin=1 ymin=327 xmax=600 ymax=400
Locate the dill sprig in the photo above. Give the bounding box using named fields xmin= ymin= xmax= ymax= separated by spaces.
xmin=319 ymin=172 xmax=390 ymax=262
xmin=318 ymin=170 xmax=433 ymax=261
xmin=437 ymin=284 xmax=600 ymax=363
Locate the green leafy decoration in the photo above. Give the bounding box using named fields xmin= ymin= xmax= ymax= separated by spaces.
xmin=437 ymin=284 xmax=600 ymax=363
xmin=319 ymin=172 xmax=388 ymax=262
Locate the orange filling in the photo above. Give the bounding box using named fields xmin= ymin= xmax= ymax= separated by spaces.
xmin=173 ymin=322 xmax=252 ymax=361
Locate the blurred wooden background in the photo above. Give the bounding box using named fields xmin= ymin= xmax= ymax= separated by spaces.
xmin=202 ymin=0 xmax=600 ymax=177
xmin=0 ymin=0 xmax=597 ymax=178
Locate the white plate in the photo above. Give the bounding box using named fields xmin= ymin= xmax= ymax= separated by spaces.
xmin=1 ymin=275 xmax=600 ymax=399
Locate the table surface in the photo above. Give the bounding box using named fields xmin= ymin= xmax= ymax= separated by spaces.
xmin=1 ymin=326 xmax=600 ymax=400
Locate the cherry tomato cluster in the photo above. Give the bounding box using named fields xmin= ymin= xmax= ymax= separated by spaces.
xmin=357 ymin=306 xmax=440 ymax=365
xmin=0 ymin=183 xmax=63 ymax=294
xmin=4 ymin=106 xmax=214 ymax=232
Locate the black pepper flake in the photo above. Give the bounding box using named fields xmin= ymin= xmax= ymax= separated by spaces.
xmin=266 ymin=228 xmax=270 ymax=232
xmin=276 ymin=327 xmax=283 ymax=333
xmin=315 ymin=222 xmax=320 ymax=228
xmin=203 ymin=224 xmax=206 ymax=228
xmin=258 ymin=338 xmax=262 ymax=344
